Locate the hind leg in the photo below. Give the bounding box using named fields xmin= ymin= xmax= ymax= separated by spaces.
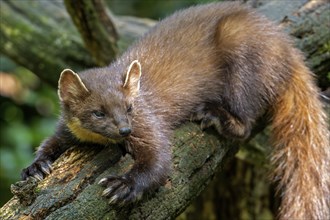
xmin=192 ymin=103 xmax=251 ymax=140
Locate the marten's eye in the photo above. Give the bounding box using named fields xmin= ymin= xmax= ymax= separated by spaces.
xmin=127 ymin=104 xmax=133 ymax=113
xmin=92 ymin=110 xmax=106 ymax=119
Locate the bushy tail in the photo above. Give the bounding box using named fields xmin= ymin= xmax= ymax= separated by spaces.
xmin=271 ymin=60 xmax=330 ymax=219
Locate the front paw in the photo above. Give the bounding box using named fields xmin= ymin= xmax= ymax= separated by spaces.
xmin=21 ymin=160 xmax=53 ymax=181
xmin=98 ymin=175 xmax=144 ymax=205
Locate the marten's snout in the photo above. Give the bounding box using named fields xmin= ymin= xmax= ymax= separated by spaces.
xmin=119 ymin=127 xmax=131 ymax=137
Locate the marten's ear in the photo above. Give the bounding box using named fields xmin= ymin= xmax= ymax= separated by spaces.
xmin=58 ymin=69 xmax=90 ymax=104
xmin=123 ymin=60 xmax=142 ymax=97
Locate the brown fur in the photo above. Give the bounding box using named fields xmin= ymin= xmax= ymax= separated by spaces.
xmin=22 ymin=2 xmax=329 ymax=219
xmin=271 ymin=53 xmax=330 ymax=219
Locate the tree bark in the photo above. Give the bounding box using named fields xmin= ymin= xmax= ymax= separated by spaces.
xmin=1 ymin=124 xmax=237 ymax=219
xmin=0 ymin=0 xmax=329 ymax=219
xmin=0 ymin=0 xmax=94 ymax=87
xmin=259 ymin=0 xmax=330 ymax=89
xmin=63 ymin=0 xmax=118 ymax=66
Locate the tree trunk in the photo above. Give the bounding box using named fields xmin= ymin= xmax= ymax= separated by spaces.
xmin=0 ymin=0 xmax=329 ymax=219
xmin=64 ymin=0 xmax=118 ymax=66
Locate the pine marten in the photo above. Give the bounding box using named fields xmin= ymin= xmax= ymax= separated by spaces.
xmin=21 ymin=2 xmax=330 ymax=219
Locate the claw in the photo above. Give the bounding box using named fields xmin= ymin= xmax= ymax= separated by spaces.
xmin=46 ymin=161 xmax=53 ymax=171
xmin=108 ymin=195 xmax=118 ymax=204
xmin=30 ymin=176 xmax=39 ymax=182
xmin=98 ymin=178 xmax=108 ymax=186
xmin=200 ymin=118 xmax=211 ymax=130
xmin=102 ymin=187 xmax=113 ymax=197
xmin=41 ymin=163 xmax=51 ymax=175
xmin=41 ymin=167 xmax=50 ymax=175
xmin=99 ymin=175 xmax=145 ymax=205
xmin=21 ymin=159 xmax=53 ymax=181
xmin=33 ymin=173 xmax=43 ymax=181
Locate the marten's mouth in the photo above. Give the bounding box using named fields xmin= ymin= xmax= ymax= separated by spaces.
xmin=104 ymin=137 xmax=124 ymax=144
xmin=103 ymin=131 xmax=129 ymax=142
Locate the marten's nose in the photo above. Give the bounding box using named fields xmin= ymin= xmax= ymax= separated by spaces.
xmin=119 ymin=127 xmax=131 ymax=137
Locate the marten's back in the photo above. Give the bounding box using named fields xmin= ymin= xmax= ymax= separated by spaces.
xmin=120 ymin=2 xmax=294 ymax=119
xmin=79 ymin=2 xmax=295 ymax=124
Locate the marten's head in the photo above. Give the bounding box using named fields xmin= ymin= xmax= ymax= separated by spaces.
xmin=58 ymin=60 xmax=142 ymax=144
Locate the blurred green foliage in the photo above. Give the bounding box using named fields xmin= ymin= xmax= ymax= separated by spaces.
xmin=0 ymin=0 xmax=216 ymax=208
xmin=0 ymin=56 xmax=59 ymax=206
